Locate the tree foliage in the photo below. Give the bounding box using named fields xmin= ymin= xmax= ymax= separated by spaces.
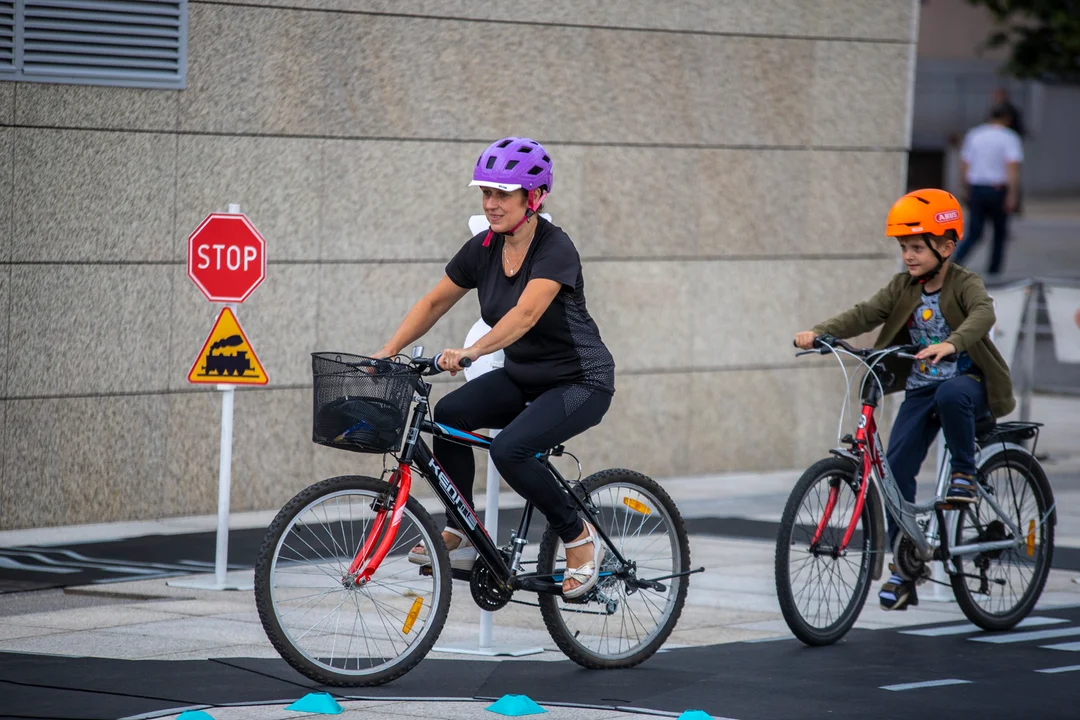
xmin=966 ymin=0 xmax=1080 ymax=83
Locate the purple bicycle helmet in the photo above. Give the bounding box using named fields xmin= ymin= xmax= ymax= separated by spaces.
xmin=470 ymin=137 xmax=553 ymax=193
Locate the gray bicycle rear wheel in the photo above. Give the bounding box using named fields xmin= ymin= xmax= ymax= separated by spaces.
xmin=537 ymin=469 xmax=691 ymax=669
xmin=950 ymin=452 xmax=1054 ymax=631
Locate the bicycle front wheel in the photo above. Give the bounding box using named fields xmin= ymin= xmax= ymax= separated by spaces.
xmin=775 ymin=457 xmax=876 ymax=646
xmin=254 ymin=475 xmax=451 ymax=686
xmin=950 ymin=451 xmax=1055 ymax=631
xmin=537 ymin=469 xmax=691 ymax=669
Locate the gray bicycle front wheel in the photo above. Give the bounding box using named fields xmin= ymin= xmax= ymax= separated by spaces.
xmin=254 ymin=475 xmax=452 ymax=686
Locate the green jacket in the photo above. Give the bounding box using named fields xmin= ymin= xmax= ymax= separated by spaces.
xmin=811 ymin=263 xmax=1015 ymax=418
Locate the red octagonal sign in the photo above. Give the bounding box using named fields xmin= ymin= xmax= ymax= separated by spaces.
xmin=187 ymin=213 xmax=267 ymax=303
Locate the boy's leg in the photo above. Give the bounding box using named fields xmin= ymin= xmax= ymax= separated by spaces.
xmin=881 ymin=387 xmax=939 ymax=610
xmin=884 ymin=386 xmax=940 ymax=545
xmin=934 ymin=374 xmax=989 ymax=503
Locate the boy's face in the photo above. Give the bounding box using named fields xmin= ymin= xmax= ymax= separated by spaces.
xmin=899 ymin=235 xmax=953 ymax=277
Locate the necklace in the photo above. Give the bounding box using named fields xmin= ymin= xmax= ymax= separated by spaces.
xmin=503 ymin=236 xmax=533 ymax=276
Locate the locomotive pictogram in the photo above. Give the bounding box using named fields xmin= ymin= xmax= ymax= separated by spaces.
xmin=188 ymin=307 xmax=268 ymax=385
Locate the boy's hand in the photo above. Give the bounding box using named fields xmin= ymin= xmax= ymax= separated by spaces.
xmin=915 ymin=342 xmax=956 ymax=364
xmin=794 ymin=332 xmax=817 ymax=350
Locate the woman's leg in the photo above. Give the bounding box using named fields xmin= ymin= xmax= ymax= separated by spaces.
xmin=489 ymin=386 xmax=612 ymax=543
xmin=431 ymin=369 xmax=526 ymax=535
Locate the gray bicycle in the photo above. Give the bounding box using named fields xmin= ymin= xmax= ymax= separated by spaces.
xmin=775 ymin=335 xmax=1055 ymax=646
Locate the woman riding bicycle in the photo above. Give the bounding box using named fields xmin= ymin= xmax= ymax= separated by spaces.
xmin=374 ymin=137 xmax=616 ymax=600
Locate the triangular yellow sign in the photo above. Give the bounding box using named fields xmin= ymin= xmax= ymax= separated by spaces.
xmin=187 ymin=307 xmax=269 ymax=385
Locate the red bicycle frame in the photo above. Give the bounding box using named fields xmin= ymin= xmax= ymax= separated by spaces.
xmin=809 ymin=402 xmax=881 ymax=552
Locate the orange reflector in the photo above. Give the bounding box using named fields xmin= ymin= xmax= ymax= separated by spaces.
xmin=623 ymin=497 xmax=651 ymax=515
xmin=403 ymin=597 xmax=423 ymax=634
xmin=1027 ymin=519 xmax=1036 ymax=557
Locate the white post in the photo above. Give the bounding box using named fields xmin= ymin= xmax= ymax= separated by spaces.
xmin=478 ymin=429 xmax=500 ymax=650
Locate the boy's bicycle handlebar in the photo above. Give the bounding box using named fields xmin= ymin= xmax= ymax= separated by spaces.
xmin=795 ymin=334 xmax=955 ymax=364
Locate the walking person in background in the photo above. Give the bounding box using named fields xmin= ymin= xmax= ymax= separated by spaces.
xmin=954 ymin=105 xmax=1023 ymax=277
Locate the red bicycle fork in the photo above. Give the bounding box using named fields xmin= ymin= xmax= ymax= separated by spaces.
xmin=810 ymin=404 xmax=877 ymax=553
xmin=345 ymin=464 xmax=412 ymax=585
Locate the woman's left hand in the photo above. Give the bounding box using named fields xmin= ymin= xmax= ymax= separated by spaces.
xmin=438 ymin=347 xmax=482 ymax=375
xmin=915 ymin=342 xmax=956 ymax=364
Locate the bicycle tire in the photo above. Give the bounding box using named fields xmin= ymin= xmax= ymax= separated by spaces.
xmin=950 ymin=451 xmax=1055 ymax=631
xmin=254 ymin=475 xmax=452 ymax=686
xmin=775 ymin=457 xmax=877 ymax=646
xmin=537 ymin=469 xmax=691 ymax=669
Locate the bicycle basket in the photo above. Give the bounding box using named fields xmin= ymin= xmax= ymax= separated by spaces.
xmin=311 ymin=353 xmax=417 ymax=453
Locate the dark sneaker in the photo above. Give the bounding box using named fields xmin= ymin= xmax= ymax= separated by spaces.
xmin=879 ymin=571 xmax=918 ymax=611
xmin=944 ymin=473 xmax=978 ymax=505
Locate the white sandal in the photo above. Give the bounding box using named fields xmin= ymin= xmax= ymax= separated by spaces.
xmin=407 ymin=527 xmax=477 ymax=572
xmin=562 ymin=521 xmax=602 ymax=600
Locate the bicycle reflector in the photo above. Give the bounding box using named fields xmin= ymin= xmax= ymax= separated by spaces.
xmin=1027 ymin=520 xmax=1036 ymax=557
xmin=403 ymin=597 xmax=424 ymax=634
xmin=623 ymin=497 xmax=651 ymax=515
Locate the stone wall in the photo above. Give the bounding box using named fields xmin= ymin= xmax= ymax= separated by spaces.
xmin=0 ymin=1 xmax=916 ymax=528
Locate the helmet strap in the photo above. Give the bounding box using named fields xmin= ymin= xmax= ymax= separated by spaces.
xmin=483 ymin=190 xmax=548 ymax=245
xmin=912 ymin=238 xmax=947 ymax=285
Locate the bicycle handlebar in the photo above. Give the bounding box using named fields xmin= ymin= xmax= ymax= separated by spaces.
xmin=795 ymin=334 xmax=955 ymax=363
xmin=412 ymin=354 xmax=472 ymax=376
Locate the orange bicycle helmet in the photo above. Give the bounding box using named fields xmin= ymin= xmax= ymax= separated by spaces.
xmin=885 ymin=189 xmax=963 ymax=241
xmin=885 ymin=189 xmax=963 ymax=284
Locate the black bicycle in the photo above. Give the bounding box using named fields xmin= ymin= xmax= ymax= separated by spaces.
xmin=254 ymin=350 xmax=697 ymax=686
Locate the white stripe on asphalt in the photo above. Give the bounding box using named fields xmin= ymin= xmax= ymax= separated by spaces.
xmin=902 ymin=616 xmax=1066 ymax=637
xmin=971 ymin=626 xmax=1080 ymax=644
xmin=881 ymin=679 xmax=972 ymax=691
xmin=1041 ymin=641 xmax=1080 ymax=652
xmin=1036 ymin=664 xmax=1080 ymax=673
xmin=0 ymin=557 xmax=80 ymax=574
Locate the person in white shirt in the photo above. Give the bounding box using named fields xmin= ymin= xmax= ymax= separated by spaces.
xmin=954 ymin=106 xmax=1023 ymax=276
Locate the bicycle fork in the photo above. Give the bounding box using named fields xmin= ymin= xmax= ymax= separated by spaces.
xmin=344 ymin=465 xmax=413 ymax=586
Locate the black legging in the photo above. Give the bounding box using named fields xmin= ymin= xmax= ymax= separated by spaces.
xmin=432 ymin=369 xmax=611 ymax=543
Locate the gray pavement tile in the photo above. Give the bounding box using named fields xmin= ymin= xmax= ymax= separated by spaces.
xmin=0 ymin=628 xmax=224 ymax=659
xmin=105 ymin=616 xmax=272 ymax=646
xmin=0 ymin=622 xmax=67 ymax=641
xmin=0 ymin=605 xmax=191 ymax=630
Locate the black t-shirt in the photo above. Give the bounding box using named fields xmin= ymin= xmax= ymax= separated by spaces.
xmin=445 ymin=217 xmax=615 ymax=394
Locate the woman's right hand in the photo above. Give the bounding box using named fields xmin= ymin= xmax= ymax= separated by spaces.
xmin=794 ymin=331 xmax=817 ymax=350
xmin=372 ymin=345 xmax=398 ymax=360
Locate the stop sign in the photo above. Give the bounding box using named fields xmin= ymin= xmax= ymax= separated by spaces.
xmin=187 ymin=213 xmax=267 ymax=303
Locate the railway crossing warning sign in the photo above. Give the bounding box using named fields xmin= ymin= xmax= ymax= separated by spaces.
xmin=188 ymin=307 xmax=268 ymax=385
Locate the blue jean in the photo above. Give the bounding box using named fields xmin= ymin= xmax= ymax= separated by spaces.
xmin=955 ymin=185 xmax=1009 ymax=275
xmin=885 ymin=374 xmax=988 ymax=544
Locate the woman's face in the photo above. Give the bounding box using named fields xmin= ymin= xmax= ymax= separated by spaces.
xmin=481 ymin=187 xmax=529 ymax=233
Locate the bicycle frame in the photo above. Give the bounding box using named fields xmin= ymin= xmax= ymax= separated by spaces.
xmin=342 ymin=374 xmax=634 ymax=595
xmin=810 ymin=344 xmax=1039 ymax=565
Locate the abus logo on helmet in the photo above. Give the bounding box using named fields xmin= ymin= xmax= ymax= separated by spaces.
xmin=935 ymin=210 xmax=959 ymax=223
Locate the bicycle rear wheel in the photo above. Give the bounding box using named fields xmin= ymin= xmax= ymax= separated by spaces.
xmin=775 ymin=457 xmax=876 ymax=646
xmin=254 ymin=475 xmax=451 ymax=686
xmin=537 ymin=469 xmax=691 ymax=669
xmin=950 ymin=451 xmax=1055 ymax=631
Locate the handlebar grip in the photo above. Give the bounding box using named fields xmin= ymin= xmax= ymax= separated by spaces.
xmin=460 ymin=357 xmax=472 ymax=368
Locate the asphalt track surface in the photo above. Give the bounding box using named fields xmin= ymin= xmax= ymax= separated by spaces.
xmin=2 ymin=605 xmax=1080 ymax=719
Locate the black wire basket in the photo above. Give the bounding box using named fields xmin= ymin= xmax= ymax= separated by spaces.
xmin=311 ymin=353 xmax=417 ymax=453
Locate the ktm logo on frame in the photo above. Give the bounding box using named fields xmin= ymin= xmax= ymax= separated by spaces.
xmin=188 ymin=307 xmax=268 ymax=385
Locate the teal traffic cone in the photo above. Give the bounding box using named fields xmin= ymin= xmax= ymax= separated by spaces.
xmin=176 ymin=713 xmax=216 ymax=720
xmin=677 ymin=711 xmax=714 ymax=720
xmin=486 ymin=694 xmax=547 ymax=716
xmin=285 ymin=692 xmax=344 ymax=715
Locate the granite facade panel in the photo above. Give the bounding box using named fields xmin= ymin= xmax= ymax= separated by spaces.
xmin=13 ymin=129 xmax=176 ymax=262
xmin=7 ymin=265 xmax=174 ymax=397
xmin=2 ymin=394 xmax=170 ymax=529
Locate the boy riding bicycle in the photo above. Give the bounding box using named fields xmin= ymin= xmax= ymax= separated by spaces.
xmin=794 ymin=189 xmax=1015 ymax=611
